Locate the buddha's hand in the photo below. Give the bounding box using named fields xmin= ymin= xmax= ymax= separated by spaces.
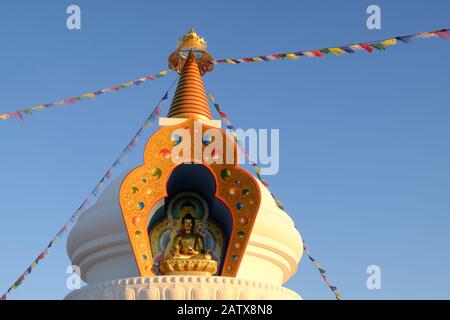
xmin=186 ymin=246 xmax=199 ymax=255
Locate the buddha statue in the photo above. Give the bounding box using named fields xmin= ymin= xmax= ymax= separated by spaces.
xmin=159 ymin=201 xmax=218 ymax=275
xmin=173 ymin=213 xmax=210 ymax=259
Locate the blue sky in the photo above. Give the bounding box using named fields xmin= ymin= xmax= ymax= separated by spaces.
xmin=0 ymin=0 xmax=449 ymax=299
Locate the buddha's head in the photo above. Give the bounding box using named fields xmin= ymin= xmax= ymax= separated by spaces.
xmin=181 ymin=212 xmax=196 ymax=234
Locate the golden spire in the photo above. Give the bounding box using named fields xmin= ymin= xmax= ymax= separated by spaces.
xmin=167 ymin=29 xmax=214 ymax=120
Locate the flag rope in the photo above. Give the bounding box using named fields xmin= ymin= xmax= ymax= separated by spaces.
xmin=213 ymin=28 xmax=449 ymax=65
xmin=0 ymin=78 xmax=178 ymax=300
xmin=303 ymin=242 xmax=341 ymax=300
xmin=207 ymin=93 xmax=284 ymax=209
xmin=207 ymin=93 xmax=341 ymax=300
xmin=0 ymin=70 xmax=169 ymax=122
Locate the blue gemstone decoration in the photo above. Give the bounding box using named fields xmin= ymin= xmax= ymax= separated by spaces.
xmin=237 ymin=203 xmax=244 ymax=210
xmin=171 ymin=134 xmax=182 ymax=145
xmin=137 ymin=202 xmax=145 ymax=210
xmin=202 ymin=135 xmax=212 ymax=146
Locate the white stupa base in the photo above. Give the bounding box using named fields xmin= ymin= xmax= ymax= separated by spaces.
xmin=64 ymin=276 xmax=301 ymax=300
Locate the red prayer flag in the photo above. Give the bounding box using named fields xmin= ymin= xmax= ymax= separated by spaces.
xmin=8 ymin=111 xmax=24 ymax=122
xmin=359 ymin=44 xmax=373 ymax=53
xmin=313 ymin=50 xmax=325 ymax=58
xmin=435 ymin=30 xmax=450 ymax=39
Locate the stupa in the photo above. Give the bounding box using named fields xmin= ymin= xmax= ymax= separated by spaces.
xmin=65 ymin=28 xmax=303 ymax=300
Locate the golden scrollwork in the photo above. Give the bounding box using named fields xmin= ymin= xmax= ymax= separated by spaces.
xmin=119 ymin=117 xmax=261 ymax=277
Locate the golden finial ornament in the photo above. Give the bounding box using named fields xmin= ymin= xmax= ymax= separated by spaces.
xmin=176 ymin=27 xmax=207 ymax=52
xmin=168 ymin=28 xmax=214 ymax=75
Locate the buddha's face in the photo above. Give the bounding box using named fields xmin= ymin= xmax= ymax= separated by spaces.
xmin=183 ymin=218 xmax=194 ymax=233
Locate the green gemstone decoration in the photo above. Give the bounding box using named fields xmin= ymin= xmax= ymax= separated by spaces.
xmin=221 ymin=168 xmax=231 ymax=180
xmin=151 ymin=168 xmax=162 ymax=179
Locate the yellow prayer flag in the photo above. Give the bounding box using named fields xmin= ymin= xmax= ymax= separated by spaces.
xmin=286 ymin=53 xmax=299 ymax=60
xmin=328 ymin=48 xmax=346 ymax=56
xmin=253 ymin=57 xmax=263 ymax=62
xmin=225 ymin=59 xmax=237 ymax=64
xmin=158 ymin=71 xmax=168 ymax=76
xmin=34 ymin=105 xmax=45 ymax=110
xmin=83 ymin=93 xmax=95 ymax=99
xmin=381 ymin=38 xmax=397 ymax=46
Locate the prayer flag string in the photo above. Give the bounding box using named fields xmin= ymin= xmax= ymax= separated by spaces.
xmin=0 ymin=79 xmax=177 ymax=300
xmin=213 ymin=28 xmax=449 ymax=65
xmin=207 ymin=93 xmax=283 ymax=208
xmin=207 ymin=93 xmax=340 ymax=300
xmin=303 ymin=242 xmax=341 ymax=300
xmin=0 ymin=70 xmax=168 ymax=122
